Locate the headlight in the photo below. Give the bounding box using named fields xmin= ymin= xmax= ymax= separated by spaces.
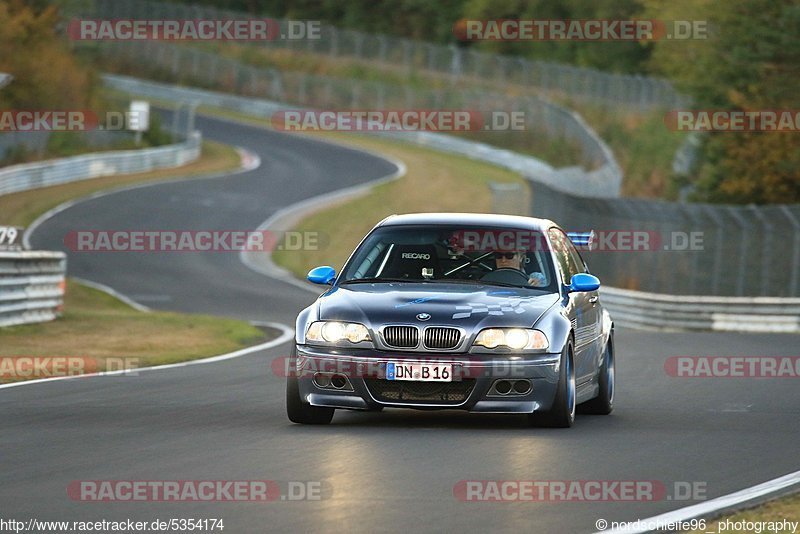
xmin=306 ymin=321 xmax=371 ymax=344
xmin=473 ymin=328 xmax=549 ymax=351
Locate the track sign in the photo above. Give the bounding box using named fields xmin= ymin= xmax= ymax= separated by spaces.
xmin=128 ymin=101 xmax=150 ymax=132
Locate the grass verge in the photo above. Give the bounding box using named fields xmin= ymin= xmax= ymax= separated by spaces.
xmin=0 ymin=281 xmax=268 ymax=383
xmin=684 ymin=492 xmax=800 ymax=533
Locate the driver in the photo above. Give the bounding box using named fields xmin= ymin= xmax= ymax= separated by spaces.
xmin=492 ymin=250 xmax=547 ymax=287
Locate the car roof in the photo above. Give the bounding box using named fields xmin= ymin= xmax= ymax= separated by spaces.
xmin=376 ymin=213 xmax=556 ymax=232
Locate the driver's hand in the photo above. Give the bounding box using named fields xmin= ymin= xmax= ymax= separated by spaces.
xmin=527 ymin=272 xmax=546 ymax=287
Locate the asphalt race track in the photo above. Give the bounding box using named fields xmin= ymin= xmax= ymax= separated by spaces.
xmin=5 ymin=113 xmax=799 ymax=532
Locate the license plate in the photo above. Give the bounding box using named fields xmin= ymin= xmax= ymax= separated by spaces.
xmin=386 ymin=362 xmax=452 ymax=382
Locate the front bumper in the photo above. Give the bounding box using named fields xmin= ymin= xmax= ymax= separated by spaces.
xmin=294 ymin=345 xmax=562 ymax=413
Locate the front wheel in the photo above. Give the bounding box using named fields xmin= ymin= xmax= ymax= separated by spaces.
xmin=286 ymin=376 xmax=335 ymax=424
xmin=528 ymin=340 xmax=576 ymax=428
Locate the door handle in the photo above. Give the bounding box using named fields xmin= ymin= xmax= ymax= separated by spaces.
xmin=589 ymin=296 xmax=599 ymax=304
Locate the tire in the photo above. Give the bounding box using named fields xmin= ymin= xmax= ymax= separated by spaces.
xmin=581 ymin=337 xmax=614 ymax=415
xmin=286 ymin=376 xmax=335 ymax=425
xmin=528 ymin=340 xmax=576 ymax=428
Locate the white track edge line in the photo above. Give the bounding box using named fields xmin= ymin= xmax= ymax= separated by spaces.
xmin=599 ymin=469 xmax=800 ymax=533
xmin=71 ymin=277 xmax=152 ymax=313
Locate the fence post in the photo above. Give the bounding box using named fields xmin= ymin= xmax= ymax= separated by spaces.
xmin=679 ymin=205 xmax=703 ymax=295
xmin=329 ymin=28 xmax=338 ymax=57
xmin=376 ymin=82 xmax=385 ymax=109
xmin=750 ymin=206 xmax=773 ymax=295
xmin=191 ymin=47 xmax=200 ymax=79
xmin=780 ymin=205 xmax=800 ymax=297
xmin=354 ymin=32 xmax=364 ymax=60
xmin=450 ymin=45 xmax=462 ymax=81
xmin=726 ymin=207 xmax=749 ymax=296
xmin=378 ymin=36 xmax=388 ymax=63
xmin=702 ymin=206 xmax=726 ymax=296
xmin=270 ymin=74 xmax=283 ymax=101
xmin=297 ymin=73 xmax=307 ymax=105
xmin=402 ymin=40 xmax=412 ymax=75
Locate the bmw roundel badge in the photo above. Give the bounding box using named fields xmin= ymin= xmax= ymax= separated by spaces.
xmin=416 ymin=313 xmax=431 ymax=321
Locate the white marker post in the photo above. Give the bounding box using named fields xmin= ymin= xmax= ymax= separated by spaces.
xmin=128 ymin=100 xmax=150 ymax=146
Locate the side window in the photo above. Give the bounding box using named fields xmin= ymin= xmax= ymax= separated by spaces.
xmin=548 ymin=228 xmax=584 ymax=283
xmin=564 ymin=238 xmax=588 ymax=275
xmin=547 ymin=228 xmax=572 ymax=283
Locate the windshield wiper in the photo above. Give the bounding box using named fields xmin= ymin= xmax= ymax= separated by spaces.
xmin=340 ymin=277 xmax=420 ymax=284
xmin=439 ymin=279 xmax=530 ymax=289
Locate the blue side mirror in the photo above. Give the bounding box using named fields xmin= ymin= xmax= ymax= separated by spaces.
xmin=307 ymin=266 xmax=336 ymax=285
xmin=569 ymin=273 xmax=600 ymax=292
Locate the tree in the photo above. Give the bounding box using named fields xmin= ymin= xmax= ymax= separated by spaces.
xmin=0 ymin=0 xmax=96 ymax=110
xmin=459 ymin=0 xmax=651 ymax=73
xmin=645 ymin=0 xmax=800 ymax=204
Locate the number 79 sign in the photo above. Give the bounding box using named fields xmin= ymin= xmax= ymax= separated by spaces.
xmin=0 ymin=226 xmax=23 ymax=249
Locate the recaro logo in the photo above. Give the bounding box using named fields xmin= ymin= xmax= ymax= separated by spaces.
xmin=402 ymin=253 xmax=431 ymax=260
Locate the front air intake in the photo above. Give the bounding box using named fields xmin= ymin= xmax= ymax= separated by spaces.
xmin=382 ymin=326 xmax=419 ymax=348
xmin=423 ymin=327 xmax=462 ymax=350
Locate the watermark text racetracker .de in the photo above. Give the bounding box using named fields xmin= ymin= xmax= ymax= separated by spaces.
xmin=0 ymin=356 xmax=140 ymax=380
xmin=447 ymin=229 xmax=704 ymax=253
xmin=453 ymin=19 xmax=708 ymax=41
xmin=665 ymin=356 xmax=800 ymax=378
xmin=0 ymin=110 xmax=146 ymax=132
xmin=453 ymin=480 xmax=707 ymax=502
xmin=665 ymin=110 xmax=800 ymax=132
xmin=272 ymin=110 xmax=527 ymax=132
xmin=67 ymin=480 xmax=330 ymax=502
xmin=63 ymin=230 xmax=323 ymax=253
xmin=68 ymin=18 xmax=320 ymax=41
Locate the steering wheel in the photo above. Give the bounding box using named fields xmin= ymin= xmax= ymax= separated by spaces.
xmin=480 ymin=268 xmax=530 ymax=285
xmin=442 ymin=251 xmax=495 ymax=278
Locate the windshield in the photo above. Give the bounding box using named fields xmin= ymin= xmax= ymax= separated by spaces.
xmin=340 ymin=225 xmax=558 ymax=291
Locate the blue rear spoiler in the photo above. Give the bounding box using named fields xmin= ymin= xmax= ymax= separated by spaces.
xmin=567 ymin=231 xmax=595 ymax=250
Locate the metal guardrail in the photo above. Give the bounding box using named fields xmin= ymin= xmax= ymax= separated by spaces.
xmin=601 ymin=286 xmax=800 ymax=333
xmin=0 ymin=132 xmax=202 ymax=197
xmin=0 ymin=251 xmax=66 ymax=327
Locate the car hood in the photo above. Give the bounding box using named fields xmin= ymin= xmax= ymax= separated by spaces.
xmin=317 ymin=282 xmax=559 ymax=330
